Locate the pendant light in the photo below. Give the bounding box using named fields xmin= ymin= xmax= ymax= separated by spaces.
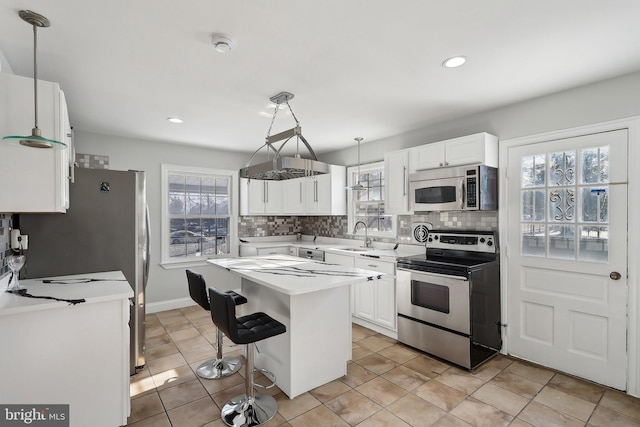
xmin=346 ymin=137 xmax=368 ymax=190
xmin=3 ymin=10 xmax=67 ymax=149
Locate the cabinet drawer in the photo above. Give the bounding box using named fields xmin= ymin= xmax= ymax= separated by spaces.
xmin=354 ymin=257 xmax=395 ymax=275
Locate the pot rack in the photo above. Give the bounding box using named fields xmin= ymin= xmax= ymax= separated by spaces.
xmin=240 ymin=92 xmax=330 ymax=180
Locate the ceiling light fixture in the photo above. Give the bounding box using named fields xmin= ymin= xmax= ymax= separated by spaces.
xmin=346 ymin=137 xmax=368 ymax=191
xmin=442 ymin=56 xmax=467 ymax=68
xmin=210 ymin=34 xmax=234 ymax=53
xmin=3 ymin=10 xmax=67 ymax=149
xmin=167 ymin=117 xmax=184 ymax=124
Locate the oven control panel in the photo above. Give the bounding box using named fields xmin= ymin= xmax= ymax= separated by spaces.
xmin=425 ymin=231 xmax=496 ymax=253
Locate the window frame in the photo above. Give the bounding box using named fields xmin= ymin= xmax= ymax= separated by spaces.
xmin=346 ymin=161 xmax=396 ymax=238
xmin=160 ymin=164 xmax=238 ymax=268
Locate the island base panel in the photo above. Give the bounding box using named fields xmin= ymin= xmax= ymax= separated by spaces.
xmin=241 ymin=279 xmax=352 ymax=398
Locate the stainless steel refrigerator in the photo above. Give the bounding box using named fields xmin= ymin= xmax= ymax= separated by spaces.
xmin=19 ymin=167 xmax=149 ymax=375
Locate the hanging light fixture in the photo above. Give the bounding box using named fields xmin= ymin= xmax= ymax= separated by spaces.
xmin=3 ymin=10 xmax=67 ymax=149
xmin=240 ymin=91 xmax=330 ymax=180
xmin=346 ymin=137 xmax=368 ymax=190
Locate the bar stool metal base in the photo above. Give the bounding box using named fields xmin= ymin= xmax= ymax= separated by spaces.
xmin=196 ymin=356 xmax=242 ymax=379
xmin=221 ymin=393 xmax=277 ymax=427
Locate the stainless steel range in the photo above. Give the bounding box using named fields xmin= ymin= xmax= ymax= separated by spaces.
xmin=396 ymin=230 xmax=501 ymax=370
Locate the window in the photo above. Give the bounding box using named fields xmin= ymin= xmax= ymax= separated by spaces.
xmin=161 ymin=164 xmax=238 ymax=266
xmin=347 ymin=161 xmax=394 ymax=236
xmin=520 ymin=146 xmax=610 ymax=262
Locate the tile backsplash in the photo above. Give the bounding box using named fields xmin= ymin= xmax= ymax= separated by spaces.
xmin=239 ymin=211 xmax=498 ymax=245
xmin=0 ymin=213 xmax=12 ymax=277
xmin=75 ymin=153 xmax=110 ymax=169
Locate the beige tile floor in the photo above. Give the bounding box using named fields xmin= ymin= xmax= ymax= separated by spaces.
xmin=127 ymin=306 xmax=640 ymax=427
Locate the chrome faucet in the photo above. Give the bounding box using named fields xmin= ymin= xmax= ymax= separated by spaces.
xmin=353 ymin=221 xmax=372 ymax=248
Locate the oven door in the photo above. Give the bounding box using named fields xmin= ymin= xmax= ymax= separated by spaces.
xmin=397 ymin=268 xmax=470 ymax=334
xmin=410 ymin=176 xmax=465 ymax=211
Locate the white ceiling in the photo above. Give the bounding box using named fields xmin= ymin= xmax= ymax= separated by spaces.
xmin=2 ymin=1 xmax=640 ymax=155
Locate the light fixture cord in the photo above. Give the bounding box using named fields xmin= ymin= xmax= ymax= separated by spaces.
xmin=264 ymin=102 xmax=280 ymax=161
xmin=32 ymin=23 xmax=39 ymax=130
xmin=285 ymin=101 xmax=300 ymax=127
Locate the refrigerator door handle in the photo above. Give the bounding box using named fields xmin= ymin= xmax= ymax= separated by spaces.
xmin=144 ymin=205 xmax=150 ymax=289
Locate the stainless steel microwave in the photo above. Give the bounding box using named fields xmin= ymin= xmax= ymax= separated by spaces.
xmin=409 ymin=165 xmax=497 ymax=212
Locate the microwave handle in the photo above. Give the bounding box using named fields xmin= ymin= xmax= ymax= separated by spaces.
xmin=460 ymin=179 xmax=465 ymax=210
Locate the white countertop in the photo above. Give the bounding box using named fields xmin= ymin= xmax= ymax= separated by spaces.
xmin=239 ymin=237 xmax=424 ymax=261
xmin=0 ymin=270 xmax=133 ymax=316
xmin=208 ymin=254 xmax=383 ymax=295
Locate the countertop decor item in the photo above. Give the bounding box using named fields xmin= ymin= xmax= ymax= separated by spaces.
xmin=6 ymin=254 xmax=26 ymax=291
xmin=2 ymin=10 xmax=67 ymax=149
xmin=240 ymin=91 xmax=330 ymax=180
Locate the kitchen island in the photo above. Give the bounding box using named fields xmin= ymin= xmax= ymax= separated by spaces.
xmin=208 ymin=255 xmax=381 ymax=398
xmin=0 ymin=271 xmax=133 ymax=427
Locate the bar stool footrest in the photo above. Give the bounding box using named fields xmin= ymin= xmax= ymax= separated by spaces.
xmin=253 ymin=368 xmax=277 ymax=390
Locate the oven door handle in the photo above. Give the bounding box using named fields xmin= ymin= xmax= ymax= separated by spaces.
xmin=397 ymin=267 xmax=469 ymax=281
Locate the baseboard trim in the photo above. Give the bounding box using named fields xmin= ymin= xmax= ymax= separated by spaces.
xmin=146 ymin=297 xmax=196 ymax=314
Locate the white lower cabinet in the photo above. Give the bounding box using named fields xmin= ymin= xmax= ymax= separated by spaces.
xmin=353 ymin=257 xmax=396 ymax=331
xmin=256 ymin=246 xmax=290 ymax=256
xmin=327 ymin=252 xmax=397 ymax=332
xmin=0 ymin=73 xmax=72 ymax=212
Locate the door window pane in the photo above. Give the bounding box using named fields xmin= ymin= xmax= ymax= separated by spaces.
xmin=579 ymin=226 xmax=608 ymax=262
xmin=549 ymin=189 xmax=575 ymax=222
xmin=549 ymin=151 xmax=576 ymax=186
xmin=581 ymin=146 xmax=609 ymax=184
xmin=522 ymin=190 xmax=545 ymax=222
xmin=522 ymin=155 xmax=546 ymax=188
xmin=548 ymin=225 xmax=575 ymax=260
xmin=522 ymin=224 xmax=546 ymax=257
xmin=581 ymin=187 xmax=608 ymax=223
xmin=520 ymin=144 xmax=609 ymax=262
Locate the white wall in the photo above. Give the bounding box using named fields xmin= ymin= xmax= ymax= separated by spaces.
xmin=74 ymin=132 xmax=247 ymax=307
xmin=321 ymin=70 xmax=640 ymax=166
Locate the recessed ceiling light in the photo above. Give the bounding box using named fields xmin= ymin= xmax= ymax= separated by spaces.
xmin=167 ymin=117 xmax=184 ymax=124
xmin=442 ymin=56 xmax=466 ymax=68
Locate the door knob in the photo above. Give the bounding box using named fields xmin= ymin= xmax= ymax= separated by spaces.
xmin=610 ymin=272 xmax=622 ymax=280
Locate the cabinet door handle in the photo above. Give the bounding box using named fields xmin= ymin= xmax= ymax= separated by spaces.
xmin=403 ymin=166 xmax=407 ymax=196
xmin=315 ymin=181 xmax=318 ymax=202
xmin=300 ymin=181 xmax=302 ymax=203
xmin=439 ymin=162 xmax=444 ymax=167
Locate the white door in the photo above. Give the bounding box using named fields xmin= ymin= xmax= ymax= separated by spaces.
xmin=506 ymin=129 xmax=628 ymax=389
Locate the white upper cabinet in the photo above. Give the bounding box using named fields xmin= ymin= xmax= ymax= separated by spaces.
xmin=384 ymin=149 xmax=410 ymax=214
xmin=409 ymin=132 xmax=498 ymax=172
xmin=240 ymin=178 xmax=283 ymax=215
xmin=314 ymin=164 xmax=346 ymax=216
xmin=282 ymin=178 xmax=305 ymax=214
xmin=243 ymin=165 xmax=346 ymax=216
xmin=0 ymin=73 xmax=71 ymax=213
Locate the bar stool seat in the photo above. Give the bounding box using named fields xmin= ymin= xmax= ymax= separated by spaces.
xmin=209 ymin=287 xmax=286 ymax=427
xmin=186 ymin=270 xmax=247 ymax=379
